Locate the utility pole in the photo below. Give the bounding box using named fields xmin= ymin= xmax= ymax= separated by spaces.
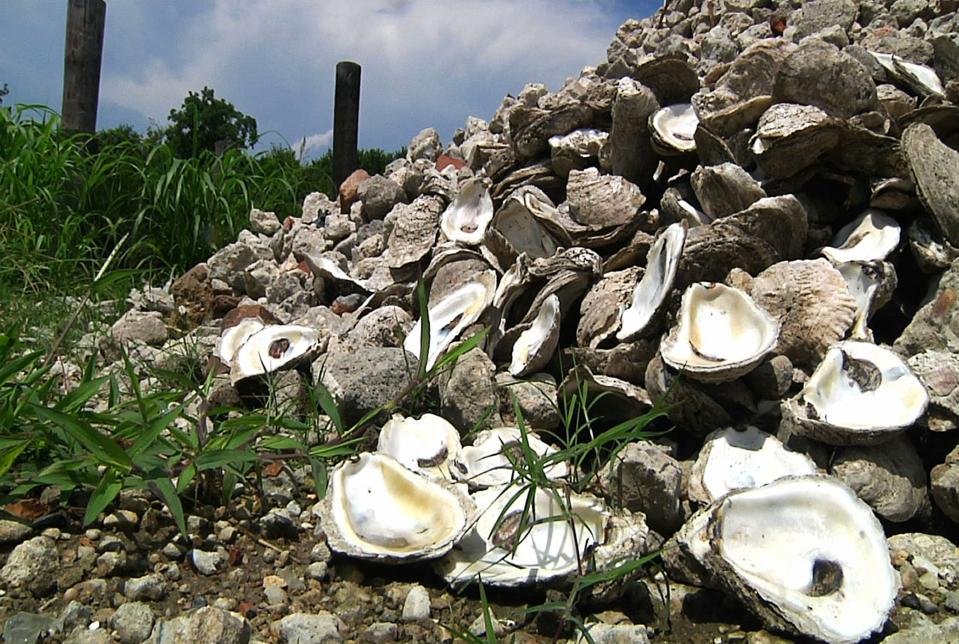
xmin=62 ymin=0 xmax=106 ymax=133
xmin=332 ymin=61 xmax=361 ymax=188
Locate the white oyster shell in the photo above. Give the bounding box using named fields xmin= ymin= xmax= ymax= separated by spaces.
xmin=510 ymin=294 xmax=561 ymax=377
xmin=216 ymin=317 xmax=265 ymax=365
xmin=683 ymin=476 xmax=899 ymax=643
xmin=376 ymin=413 xmax=463 ymax=480
xmin=661 ymin=283 xmax=780 ymax=383
xmin=649 ymin=103 xmax=698 ymax=154
xmin=440 ymin=178 xmax=494 ymax=245
xmin=453 ymin=427 xmax=568 ymax=489
xmin=784 ymin=340 xmax=929 ymax=445
xmin=870 ymin=51 xmax=945 ymax=98
xmin=836 ymin=261 xmax=897 ymax=341
xmin=318 ymin=452 xmax=474 ymax=562
xmin=821 ymin=210 xmax=900 ymax=264
xmin=438 ymin=484 xmax=606 ymax=587
xmin=404 ymin=270 xmax=497 ymax=371
xmin=687 ymin=426 xmax=817 ymax=505
xmin=617 ymin=222 xmax=687 ymax=341
xmin=229 ymin=324 xmax=319 ymax=384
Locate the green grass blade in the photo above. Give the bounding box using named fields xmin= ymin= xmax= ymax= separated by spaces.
xmin=83 ymin=469 xmax=122 ymax=526
xmin=149 ymin=477 xmax=187 ymax=537
xmin=28 ymin=403 xmax=132 ymax=471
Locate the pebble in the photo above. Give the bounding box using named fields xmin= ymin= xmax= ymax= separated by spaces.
xmin=124 ymin=573 xmax=167 ymax=601
xmin=401 ymin=584 xmax=431 ymax=622
xmin=305 ymin=562 xmax=328 ymax=581
xmin=161 ymin=542 xmax=184 ymax=561
xmin=95 ymin=551 xmax=128 ymax=577
xmin=0 ymin=520 xmax=32 ymax=544
xmin=264 ymin=585 xmax=288 ymax=606
xmin=97 ymin=535 xmax=124 ymax=553
xmin=191 ymin=549 xmax=228 ymax=576
xmin=111 ymin=601 xmax=155 ymax=644
xmin=102 ymin=511 xmax=138 ymax=530
xmin=273 ymin=612 xmax=342 ymax=643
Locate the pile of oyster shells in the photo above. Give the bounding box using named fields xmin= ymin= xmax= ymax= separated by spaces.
xmin=103 ymin=0 xmax=959 ymax=641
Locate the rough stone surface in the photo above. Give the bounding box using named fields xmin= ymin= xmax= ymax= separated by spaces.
xmin=171 ymin=263 xmax=215 ymax=324
xmin=439 ymin=347 xmax=502 ymax=432
xmin=111 ymin=310 xmax=169 ymax=347
xmin=883 ymin=617 xmax=959 ymax=643
xmin=600 ymin=442 xmax=684 ymax=535
xmin=338 ymin=169 xmax=370 ymax=214
xmin=0 ymin=536 xmax=59 ymax=595
xmin=145 ymin=607 xmax=251 ymax=644
xmin=932 ymin=446 xmax=959 ymax=524
xmin=273 ymin=613 xmax=342 ymax=643
xmin=903 ymin=124 xmax=959 ymax=247
xmin=401 ymin=585 xmax=431 ymax=622
xmin=357 ymin=176 xmax=407 ymax=222
xmin=792 ymin=0 xmax=859 ymax=40
xmin=207 ymin=239 xmax=273 ymax=293
xmin=895 ymin=260 xmax=959 ymax=357
xmin=2 ymin=612 xmax=60 ymax=644
xmin=831 ymin=435 xmax=928 ymax=522
xmin=191 ymin=549 xmax=229 ymax=576
xmin=496 ymin=373 xmax=563 ymax=431
xmin=576 ymin=623 xmax=650 ymax=643
xmin=347 ymin=306 xmax=412 ymax=348
xmin=0 ymin=520 xmax=31 ymax=544
xmin=408 ymin=128 xmax=442 ymax=162
xmin=772 ymin=40 xmax=878 ymax=119
xmin=112 ymin=602 xmax=156 ymax=644
xmin=909 ymin=351 xmax=959 ymax=431
xmin=249 ymin=208 xmax=281 ymax=236
xmin=316 ymin=345 xmax=416 ymax=425
xmin=124 ymin=573 xmax=167 ymax=601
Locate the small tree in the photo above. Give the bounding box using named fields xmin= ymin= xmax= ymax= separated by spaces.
xmin=163 ymin=86 xmax=258 ymax=158
xmin=0 ymin=83 xmax=9 ymax=105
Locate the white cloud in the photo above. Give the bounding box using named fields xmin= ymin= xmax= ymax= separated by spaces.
xmin=293 ymin=129 xmax=334 ymax=160
xmin=98 ymin=0 xmax=635 ymax=149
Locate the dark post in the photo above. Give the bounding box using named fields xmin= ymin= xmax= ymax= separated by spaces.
xmin=62 ymin=0 xmax=106 ymax=133
xmin=333 ymin=61 xmax=361 ymax=188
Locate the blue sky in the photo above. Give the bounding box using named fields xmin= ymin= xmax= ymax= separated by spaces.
xmin=1 ymin=1 xmax=658 ymax=158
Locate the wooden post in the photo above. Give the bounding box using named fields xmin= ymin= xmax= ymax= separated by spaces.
xmin=62 ymin=0 xmax=106 ymax=133
xmin=332 ymin=61 xmax=361 ymax=188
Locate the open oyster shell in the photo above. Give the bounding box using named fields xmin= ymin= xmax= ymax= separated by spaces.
xmin=437 ymin=484 xmax=606 ymax=587
xmin=781 ymin=341 xmax=929 ymax=446
xmin=820 ymin=210 xmax=900 ymax=264
xmin=217 ymin=317 xmax=265 ymax=366
xmin=660 ymin=283 xmax=780 ymax=384
xmin=677 ymin=476 xmax=899 ymax=643
xmin=452 ymin=427 xmax=568 ymax=489
xmin=440 ymin=178 xmax=493 ymax=245
xmin=836 ymin=261 xmax=897 ymax=342
xmin=229 ymin=324 xmax=320 ymax=384
xmin=617 ymin=222 xmax=687 ymax=342
xmin=318 ymin=452 xmax=475 ymax=563
xmin=376 ymin=413 xmax=463 ymax=480
xmin=687 ymin=426 xmax=817 ymax=505
xmin=649 ymin=103 xmax=698 ymax=155
xmin=509 ymin=294 xmax=561 ymax=377
xmin=488 ymin=187 xmax=567 ymax=261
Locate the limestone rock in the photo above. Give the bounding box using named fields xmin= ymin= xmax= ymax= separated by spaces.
xmin=316 ymin=345 xmax=416 ymax=425
xmin=438 ymin=347 xmax=502 ymax=432
xmin=111 ymin=310 xmax=168 ymax=348
xmin=831 ymin=435 xmax=928 ymax=522
xmin=145 ymin=607 xmax=251 ymax=644
xmin=895 ymin=260 xmax=959 ymax=357
xmin=772 ymin=40 xmax=878 ymax=119
xmin=357 ymin=175 xmax=407 ymax=222
xmin=0 ymin=536 xmax=59 ymax=596
xmin=600 ymin=441 xmax=684 ymax=536
xmin=272 ymin=612 xmax=342 ymax=643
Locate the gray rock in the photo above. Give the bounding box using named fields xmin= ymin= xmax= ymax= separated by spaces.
xmin=360 ymin=622 xmax=398 ymax=643
xmin=249 ymin=209 xmax=281 ymax=236
xmin=0 ymin=536 xmax=59 ymax=595
xmin=2 ymin=612 xmax=60 ymax=644
xmin=883 ymin=616 xmax=959 ymax=643
xmin=112 ymin=602 xmax=156 ymax=644
xmin=908 ymin=351 xmax=959 ymax=431
xmin=302 ymin=192 xmax=336 ymax=224
xmin=305 ymin=562 xmax=328 ymax=581
xmin=831 ymin=435 xmax=928 ymax=522
xmin=891 ymin=0 xmax=930 ymax=28
xmin=690 ymin=163 xmax=765 ymax=220
xmin=357 ymin=176 xmax=407 ymax=223
xmin=933 ymin=33 xmax=959 ymax=83
xmin=932 ymin=446 xmax=959 ymax=524
xmin=264 ymin=585 xmax=287 ymax=606
xmin=146 ymin=607 xmax=251 ymax=644
xmin=63 ymin=626 xmax=111 ymax=644
xmin=576 ymin=623 xmax=649 ymax=644
xmin=262 ymin=470 xmax=296 ymax=506
xmin=124 ymin=574 xmax=167 ymax=602
xmin=94 ymin=550 xmax=127 ymax=578
xmin=600 ymin=442 xmax=684 ymax=535
xmin=289 ymin=227 xmax=330 ymax=262
xmin=894 ymin=260 xmax=959 ymax=357
xmin=408 ymin=128 xmax=442 ymax=163
xmin=259 ymin=509 xmax=298 ymax=540
xmin=321 ymin=215 xmax=355 ymax=244
xmin=60 ymin=601 xmax=92 ymax=631
xmin=208 ymin=240 xmax=273 ymax=293
xmin=0 ymin=520 xmax=31 ymax=544
xmin=111 ymin=310 xmax=169 ymax=348
xmin=496 ymin=373 xmax=562 ymax=432
xmin=191 ymin=549 xmax=229 ymax=576
xmin=793 ymin=0 xmax=858 ymax=40
xmin=903 ymin=124 xmax=959 ymax=247
xmin=400 ymin=585 xmax=431 ymax=622
xmin=701 ymin=26 xmax=739 ymax=64
xmin=439 ymin=347 xmax=502 ymax=432
xmin=772 ymin=40 xmax=878 ymax=119
xmin=316 ymin=345 xmax=416 ymax=425
xmin=348 ymin=306 xmax=412 ymax=348
xmin=272 ymin=612 xmax=342 ymax=643
xmin=242 ymin=259 xmax=280 ymax=300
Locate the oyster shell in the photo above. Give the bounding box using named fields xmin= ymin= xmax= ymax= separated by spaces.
xmin=229 ymin=324 xmax=320 ymax=384
xmin=618 ymin=222 xmax=687 ymax=342
xmin=438 ymin=484 xmax=606 ymax=587
xmin=689 ymin=163 xmax=766 ymax=221
xmin=781 ymin=341 xmax=929 ymax=446
xmin=649 ymin=103 xmax=698 ymax=155
xmin=577 ymin=267 xmax=643 ymax=349
xmin=376 ymin=413 xmax=463 ymax=480
xmin=404 ymin=271 xmax=496 ymax=371
xmin=489 ymin=187 xmax=567 ymax=260
xmin=216 ymin=317 xmax=265 ymax=365
xmin=902 ymin=123 xmax=959 ymax=247
xmin=564 ymin=168 xmax=646 ymax=231
xmin=386 ymin=195 xmax=445 ymax=270
xmin=870 ymin=51 xmax=945 ymax=98
xmin=548 ymin=128 xmax=608 ymax=178
xmin=687 ymin=426 xmax=817 ymax=505
xmin=679 ymin=476 xmax=899 ymax=643
xmin=820 ymin=210 xmax=901 ymax=264
xmin=660 ymin=283 xmax=780 ymax=384
xmin=453 ymin=427 xmax=568 ymax=489
xmin=439 ymin=178 xmax=493 ymax=245
xmin=749 ymin=103 xmax=841 ymax=179
xmin=510 ymin=294 xmax=561 ymax=377
xmin=318 ymin=453 xmax=474 ymax=562
xmin=836 ymin=261 xmax=897 ymax=341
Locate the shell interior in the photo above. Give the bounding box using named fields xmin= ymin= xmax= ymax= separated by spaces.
xmin=404 ymin=271 xmax=496 ymax=371
xmin=836 ymin=262 xmax=881 ymax=340
xmin=217 ymin=317 xmax=265 ymax=365
xmin=802 ymin=340 xmax=929 ymax=432
xmin=229 ymin=324 xmax=319 ymax=384
xmin=440 ymin=485 xmax=606 ymax=586
xmin=710 ymin=476 xmax=899 ymax=643
xmin=440 ymin=178 xmax=494 ymax=245
xmin=492 ymin=197 xmax=561 ymax=259
xmin=821 ymin=210 xmax=900 ymax=264
xmin=617 ymin=222 xmax=687 ymax=341
xmin=453 ymin=427 xmax=569 ymax=489
xmin=327 ymin=453 xmax=469 ymax=560
xmin=510 ymin=294 xmax=561 ymax=376
xmin=661 ymin=283 xmax=779 ymax=382
xmin=376 ymin=413 xmax=463 ymax=479
xmin=650 ymin=103 xmax=698 ymax=154
xmin=870 ymin=51 xmax=945 ymax=97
